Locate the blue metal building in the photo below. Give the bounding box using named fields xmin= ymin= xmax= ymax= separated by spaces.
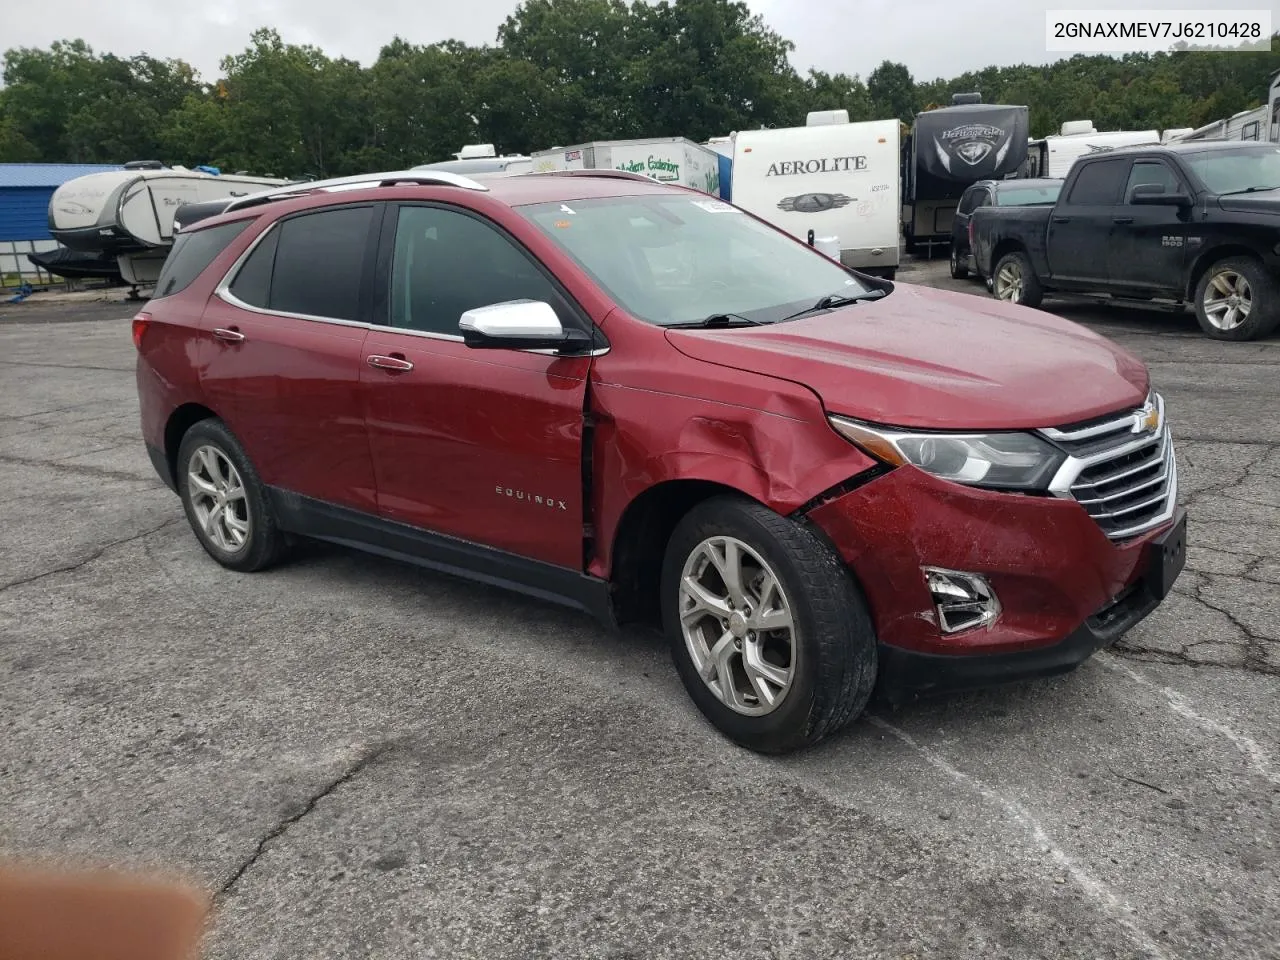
xmin=0 ymin=163 xmax=121 ymax=242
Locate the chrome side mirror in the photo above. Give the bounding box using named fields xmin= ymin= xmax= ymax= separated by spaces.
xmin=458 ymin=299 xmax=591 ymax=353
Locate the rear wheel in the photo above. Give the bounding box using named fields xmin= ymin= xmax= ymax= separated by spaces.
xmin=177 ymin=419 xmax=288 ymax=572
xmin=661 ymin=496 xmax=877 ymax=754
xmin=949 ymin=243 xmax=969 ymax=280
xmin=1194 ymin=256 xmax=1280 ymax=341
xmin=992 ymin=250 xmax=1043 ymax=308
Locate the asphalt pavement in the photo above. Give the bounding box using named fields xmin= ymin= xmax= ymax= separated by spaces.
xmin=0 ymin=266 xmax=1276 ymax=960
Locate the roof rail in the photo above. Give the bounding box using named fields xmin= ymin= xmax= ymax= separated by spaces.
xmin=223 ymin=169 xmax=489 ymax=213
xmin=534 ymin=169 xmax=662 ymax=184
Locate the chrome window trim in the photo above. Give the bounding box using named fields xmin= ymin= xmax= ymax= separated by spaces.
xmin=213 ymin=224 xmax=608 ymax=355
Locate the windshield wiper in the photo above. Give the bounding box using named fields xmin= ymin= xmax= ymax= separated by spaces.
xmin=666 ymin=312 xmax=767 ymax=329
xmin=779 ymin=290 xmax=887 ymax=323
xmin=1219 ymin=184 xmax=1280 ymax=196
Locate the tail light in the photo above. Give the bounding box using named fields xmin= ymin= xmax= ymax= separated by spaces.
xmin=131 ymin=312 xmax=151 ymax=351
xmin=967 ymin=220 xmax=975 ymax=249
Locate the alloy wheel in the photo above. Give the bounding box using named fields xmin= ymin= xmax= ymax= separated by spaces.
xmin=1202 ymin=269 xmax=1252 ymax=331
xmin=995 ymin=260 xmax=1023 ymax=301
xmin=187 ymin=444 xmax=251 ymax=554
xmin=678 ymin=536 xmax=796 ymax=716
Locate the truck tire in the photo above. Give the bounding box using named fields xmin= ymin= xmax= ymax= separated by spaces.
xmin=992 ymin=250 xmax=1043 ymax=308
xmin=1193 ymin=256 xmax=1280 ymax=341
xmin=949 ymin=243 xmax=969 ymax=280
xmin=661 ymin=496 xmax=877 ymax=754
xmin=177 ymin=418 xmax=289 ymax=573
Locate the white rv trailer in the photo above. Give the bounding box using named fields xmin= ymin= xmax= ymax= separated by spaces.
xmin=530 ymin=137 xmax=720 ymax=195
xmin=1025 ymin=121 xmax=1161 ymax=178
xmin=49 ymin=165 xmax=290 ymax=284
xmin=1171 ymin=70 xmax=1280 ymax=144
xmin=731 ymin=118 xmax=901 ymax=277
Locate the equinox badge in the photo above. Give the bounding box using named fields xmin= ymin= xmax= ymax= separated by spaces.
xmin=496 ymin=486 xmax=568 ymax=510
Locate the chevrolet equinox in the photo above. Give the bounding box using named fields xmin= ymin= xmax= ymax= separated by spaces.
xmin=135 ymin=169 xmax=1187 ymax=754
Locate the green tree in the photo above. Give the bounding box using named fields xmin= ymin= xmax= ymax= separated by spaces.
xmin=868 ymin=60 xmax=917 ymax=122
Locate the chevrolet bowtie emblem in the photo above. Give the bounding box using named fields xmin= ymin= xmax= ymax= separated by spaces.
xmin=1131 ymin=404 xmax=1160 ymax=434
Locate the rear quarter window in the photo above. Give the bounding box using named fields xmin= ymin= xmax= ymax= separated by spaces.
xmin=152 ymin=220 xmax=252 ymax=300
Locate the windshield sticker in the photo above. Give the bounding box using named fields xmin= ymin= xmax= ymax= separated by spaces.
xmin=554 ymin=220 xmax=572 ymax=229
xmin=559 ymin=204 xmax=576 ymax=215
xmin=690 ymin=199 xmax=738 ymax=213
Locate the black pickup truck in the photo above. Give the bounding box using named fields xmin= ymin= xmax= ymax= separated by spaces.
xmin=970 ymin=141 xmax=1280 ymax=340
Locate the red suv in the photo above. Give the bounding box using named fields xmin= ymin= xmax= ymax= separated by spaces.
xmin=135 ymin=169 xmax=1187 ymax=753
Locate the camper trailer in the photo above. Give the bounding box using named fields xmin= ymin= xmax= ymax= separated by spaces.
xmin=1025 ymin=121 xmax=1161 ymax=179
xmin=731 ymin=117 xmax=901 ymax=278
xmin=901 ymin=95 xmax=1029 ymax=256
xmin=1175 ymin=71 xmax=1280 ymax=144
xmin=530 ymin=137 xmax=720 ymax=195
xmin=415 ymin=143 xmax=533 ymax=177
xmin=48 ymin=164 xmax=290 ymax=285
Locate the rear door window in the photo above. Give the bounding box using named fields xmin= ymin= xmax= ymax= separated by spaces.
xmin=1064 ymin=160 xmax=1130 ymax=206
xmin=153 ymin=220 xmax=251 ymax=299
xmin=268 ymin=206 xmax=374 ymax=321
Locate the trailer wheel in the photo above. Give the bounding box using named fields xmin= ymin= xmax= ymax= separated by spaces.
xmin=949 ymin=243 xmax=969 ymax=280
xmin=992 ymin=251 xmax=1043 ymax=308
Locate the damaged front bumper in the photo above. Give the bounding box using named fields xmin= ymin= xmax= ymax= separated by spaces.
xmin=804 ymin=466 xmax=1187 ymax=702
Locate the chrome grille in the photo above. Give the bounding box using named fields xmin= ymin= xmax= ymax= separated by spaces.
xmin=1041 ymin=394 xmax=1178 ymax=541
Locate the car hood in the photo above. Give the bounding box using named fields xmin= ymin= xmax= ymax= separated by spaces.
xmin=665 ymin=283 xmax=1149 ymax=430
xmin=1216 ymin=188 xmax=1280 ymax=214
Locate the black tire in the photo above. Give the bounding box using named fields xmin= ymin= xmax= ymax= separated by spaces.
xmin=1193 ymin=256 xmax=1280 ymax=341
xmin=991 ymin=250 xmax=1043 ymax=308
xmin=949 ymin=243 xmax=969 ymax=280
xmin=660 ymin=496 xmax=877 ymax=754
xmin=176 ymin=418 xmax=288 ymax=572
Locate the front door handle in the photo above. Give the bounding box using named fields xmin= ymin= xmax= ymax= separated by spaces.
xmin=212 ymin=327 xmax=245 ymax=343
xmin=1112 ymin=216 xmax=1135 ymax=224
xmin=367 ymin=354 xmax=414 ymax=372
xmin=1052 ymin=216 xmax=1072 ymax=224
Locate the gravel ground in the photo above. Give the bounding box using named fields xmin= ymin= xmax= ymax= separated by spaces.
xmin=1 ymin=265 xmax=1276 ymax=960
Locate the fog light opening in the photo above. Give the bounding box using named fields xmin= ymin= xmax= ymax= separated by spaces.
xmin=923 ymin=567 xmax=1000 ymax=634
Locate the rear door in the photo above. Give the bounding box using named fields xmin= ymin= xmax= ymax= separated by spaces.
xmin=359 ymin=202 xmax=593 ymax=569
xmin=1045 ymin=158 xmax=1130 ymax=285
xmin=1108 ymin=158 xmax=1190 ymax=294
xmin=200 ymin=204 xmax=380 ymax=513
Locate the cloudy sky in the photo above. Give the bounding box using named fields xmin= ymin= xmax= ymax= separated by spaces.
xmin=5 ymin=0 xmax=1276 ymax=82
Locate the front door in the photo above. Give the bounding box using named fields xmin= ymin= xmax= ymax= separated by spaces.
xmin=1045 ymin=157 xmax=1131 ymax=286
xmin=360 ymin=203 xmax=593 ymax=570
xmin=1108 ymin=159 xmax=1190 ymax=295
xmin=200 ymin=204 xmax=379 ymax=513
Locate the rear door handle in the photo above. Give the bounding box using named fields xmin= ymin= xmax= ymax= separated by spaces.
xmin=367 ymin=354 xmax=414 ymax=372
xmin=212 ymin=327 xmax=245 ymax=343
xmin=1052 ymin=216 xmax=1072 ymax=224
xmin=1112 ymin=216 xmax=1134 ymax=224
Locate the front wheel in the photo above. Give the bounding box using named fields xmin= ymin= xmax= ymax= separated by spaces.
xmin=1194 ymin=256 xmax=1280 ymax=341
xmin=661 ymin=496 xmax=877 ymax=754
xmin=949 ymin=243 xmax=969 ymax=280
xmin=992 ymin=250 xmax=1043 ymax=308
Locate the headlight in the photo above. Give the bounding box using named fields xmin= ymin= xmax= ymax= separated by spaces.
xmin=828 ymin=415 xmax=1066 ymax=491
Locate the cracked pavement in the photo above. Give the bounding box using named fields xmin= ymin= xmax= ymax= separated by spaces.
xmin=1 ymin=277 xmax=1277 ymax=960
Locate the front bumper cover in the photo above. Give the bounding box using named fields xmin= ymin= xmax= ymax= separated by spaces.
xmin=804 ymin=464 xmax=1186 ymax=697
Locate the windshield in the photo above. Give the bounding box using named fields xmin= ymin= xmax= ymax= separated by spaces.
xmin=516 ymin=194 xmax=873 ymax=326
xmin=997 ymin=183 xmax=1062 ymax=205
xmin=1184 ymin=146 xmax=1280 ymax=194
